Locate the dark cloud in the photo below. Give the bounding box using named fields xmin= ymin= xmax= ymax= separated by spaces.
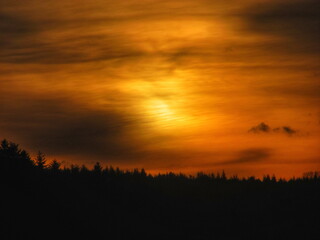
xmin=202 ymin=148 xmax=272 ymax=167
xmin=243 ymin=0 xmax=320 ymax=54
xmin=273 ymin=126 xmax=297 ymax=135
xmin=0 ymin=93 xmax=144 ymax=162
xmin=0 ymin=13 xmax=38 ymax=37
xmin=249 ymin=122 xmax=298 ymax=135
xmin=0 ymin=6 xmax=145 ymax=64
xmin=249 ymin=122 xmax=270 ymax=133
xmin=225 ymin=148 xmax=271 ymax=165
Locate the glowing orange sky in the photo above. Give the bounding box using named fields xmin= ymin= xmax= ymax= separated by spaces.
xmin=0 ymin=0 xmax=319 ymax=177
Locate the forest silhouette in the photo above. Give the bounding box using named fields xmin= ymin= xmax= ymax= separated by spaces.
xmin=1 ymin=139 xmax=319 ymax=240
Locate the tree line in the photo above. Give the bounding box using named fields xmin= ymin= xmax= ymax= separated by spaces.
xmin=1 ymin=139 xmax=318 ymax=183
xmin=1 ymin=138 xmax=319 ymax=240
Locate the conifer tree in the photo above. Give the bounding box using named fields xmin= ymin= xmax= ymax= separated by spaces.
xmin=35 ymin=151 xmax=46 ymax=170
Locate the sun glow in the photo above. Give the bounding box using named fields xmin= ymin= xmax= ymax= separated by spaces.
xmin=148 ymin=100 xmax=173 ymax=120
xmin=123 ymin=70 xmax=198 ymax=131
xmin=145 ymin=98 xmax=191 ymax=129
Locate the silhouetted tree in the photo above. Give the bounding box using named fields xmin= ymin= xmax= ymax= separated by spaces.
xmin=109 ymin=166 xmax=115 ymax=176
xmin=216 ymin=172 xmax=221 ymax=180
xmin=221 ymin=170 xmax=227 ymax=181
xmin=0 ymin=139 xmax=34 ymax=174
xmin=247 ymin=176 xmax=257 ymax=182
xmin=49 ymin=159 xmax=61 ymax=173
xmin=70 ymin=164 xmax=80 ymax=174
xmin=80 ymin=164 xmax=89 ymax=174
xmin=93 ymin=162 xmax=102 ymax=175
xmin=35 ymin=151 xmax=47 ymax=170
xmin=263 ymin=175 xmax=271 ymax=183
xmin=141 ymin=168 xmax=147 ymax=177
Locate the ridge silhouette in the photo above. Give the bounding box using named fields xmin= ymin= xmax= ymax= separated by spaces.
xmin=1 ymin=139 xmax=319 ymax=240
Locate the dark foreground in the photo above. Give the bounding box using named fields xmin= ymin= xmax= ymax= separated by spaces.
xmin=1 ymin=140 xmax=319 ymax=240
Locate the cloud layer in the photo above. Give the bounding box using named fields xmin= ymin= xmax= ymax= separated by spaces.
xmin=0 ymin=0 xmax=319 ymax=176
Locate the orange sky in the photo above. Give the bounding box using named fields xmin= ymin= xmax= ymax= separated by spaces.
xmin=1 ymin=0 xmax=319 ymax=178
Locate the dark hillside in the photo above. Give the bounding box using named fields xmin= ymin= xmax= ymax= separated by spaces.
xmin=1 ymin=139 xmax=319 ymax=240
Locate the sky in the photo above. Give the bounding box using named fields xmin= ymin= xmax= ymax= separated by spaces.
xmin=1 ymin=0 xmax=319 ymax=177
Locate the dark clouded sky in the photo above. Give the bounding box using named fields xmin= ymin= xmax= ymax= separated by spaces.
xmin=1 ymin=0 xmax=319 ymax=177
